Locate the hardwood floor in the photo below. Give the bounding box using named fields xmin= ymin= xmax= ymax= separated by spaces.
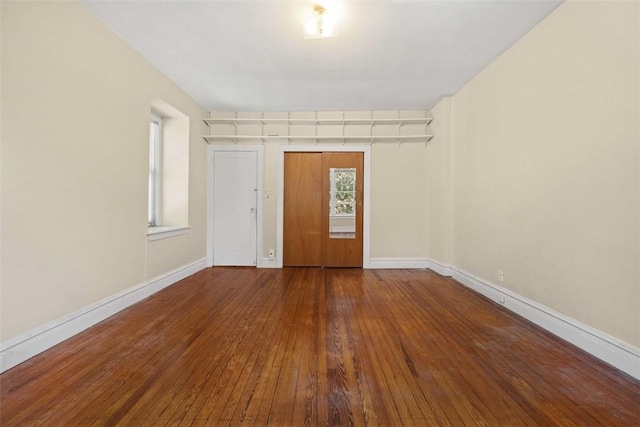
xmin=1 ymin=268 xmax=638 ymax=426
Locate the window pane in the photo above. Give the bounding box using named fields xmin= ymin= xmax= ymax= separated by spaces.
xmin=329 ymin=167 xmax=356 ymax=239
xmin=148 ymin=119 xmax=160 ymax=226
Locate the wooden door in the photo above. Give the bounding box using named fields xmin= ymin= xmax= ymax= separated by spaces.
xmin=283 ymin=152 xmax=363 ymax=267
xmin=322 ymin=152 xmax=363 ymax=267
xmin=283 ymin=152 xmax=323 ymax=266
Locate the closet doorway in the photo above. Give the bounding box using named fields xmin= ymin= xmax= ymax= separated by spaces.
xmin=283 ymin=151 xmax=363 ymax=267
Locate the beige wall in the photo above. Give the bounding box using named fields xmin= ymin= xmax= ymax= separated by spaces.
xmin=448 ymin=1 xmax=639 ymax=346
xmin=1 ymin=1 xmax=207 ymax=341
xmin=426 ymin=97 xmax=453 ymax=266
xmin=370 ymin=143 xmax=428 ymax=258
xmin=0 ymin=1 xmax=4 ymax=335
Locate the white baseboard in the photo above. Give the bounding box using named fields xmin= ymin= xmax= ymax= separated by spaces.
xmin=451 ymin=267 xmax=640 ymax=380
xmin=368 ymin=258 xmax=453 ymax=274
xmin=13 ymin=258 xmax=634 ymax=379
xmin=427 ymin=259 xmax=452 ymax=276
xmin=0 ymin=258 xmax=208 ymax=374
xmin=369 ymin=258 xmax=430 ymax=269
xmin=260 ymin=257 xmax=278 ymax=268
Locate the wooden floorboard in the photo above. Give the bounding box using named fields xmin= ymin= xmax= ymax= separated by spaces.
xmin=1 ymin=267 xmax=638 ymax=426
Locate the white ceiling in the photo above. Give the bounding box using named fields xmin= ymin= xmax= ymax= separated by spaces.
xmin=82 ymin=0 xmax=562 ymax=112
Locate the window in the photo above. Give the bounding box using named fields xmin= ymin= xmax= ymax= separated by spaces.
xmin=146 ymin=100 xmax=190 ymax=240
xmin=148 ymin=113 xmax=161 ymax=227
xmin=330 ymin=168 xmax=356 ymax=216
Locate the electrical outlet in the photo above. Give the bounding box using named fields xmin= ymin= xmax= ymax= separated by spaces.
xmin=498 ymin=270 xmax=504 ymax=282
xmin=268 ymin=249 xmax=275 ymax=259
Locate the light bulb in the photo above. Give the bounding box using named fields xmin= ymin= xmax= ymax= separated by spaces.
xmin=304 ymin=5 xmax=339 ymax=39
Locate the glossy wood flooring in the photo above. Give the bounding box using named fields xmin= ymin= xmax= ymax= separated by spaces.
xmin=1 ymin=268 xmax=639 ymax=426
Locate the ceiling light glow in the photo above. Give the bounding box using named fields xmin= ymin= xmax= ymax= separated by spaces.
xmin=304 ymin=5 xmax=338 ymax=39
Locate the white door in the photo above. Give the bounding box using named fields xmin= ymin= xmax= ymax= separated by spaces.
xmin=213 ymin=151 xmax=257 ymax=266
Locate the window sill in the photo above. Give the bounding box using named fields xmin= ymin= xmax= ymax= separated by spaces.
xmin=147 ymin=226 xmax=191 ymax=241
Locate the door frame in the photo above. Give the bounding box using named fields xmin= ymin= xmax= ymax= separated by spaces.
xmin=276 ymin=145 xmax=371 ymax=268
xmin=207 ymin=145 xmax=264 ymax=267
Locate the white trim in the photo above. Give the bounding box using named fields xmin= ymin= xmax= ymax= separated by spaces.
xmin=369 ymin=258 xmax=430 ymax=269
xmin=206 ymin=145 xmax=264 ymax=268
xmin=148 ymin=113 xmax=162 ymax=227
xmin=427 ymin=258 xmax=453 ymax=276
xmin=363 ymin=148 xmax=371 ymax=269
xmin=276 ymin=144 xmax=371 ymax=268
xmin=315 ymin=256 xmax=451 ymax=272
xmin=0 ymin=258 xmax=207 ymax=374
xmin=260 ymin=257 xmax=278 ymax=268
xmin=147 ymin=225 xmax=190 ymax=241
xmin=451 ymin=267 xmax=640 ymax=380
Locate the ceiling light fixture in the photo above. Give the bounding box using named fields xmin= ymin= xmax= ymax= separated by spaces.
xmin=304 ymin=5 xmax=338 ymax=39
